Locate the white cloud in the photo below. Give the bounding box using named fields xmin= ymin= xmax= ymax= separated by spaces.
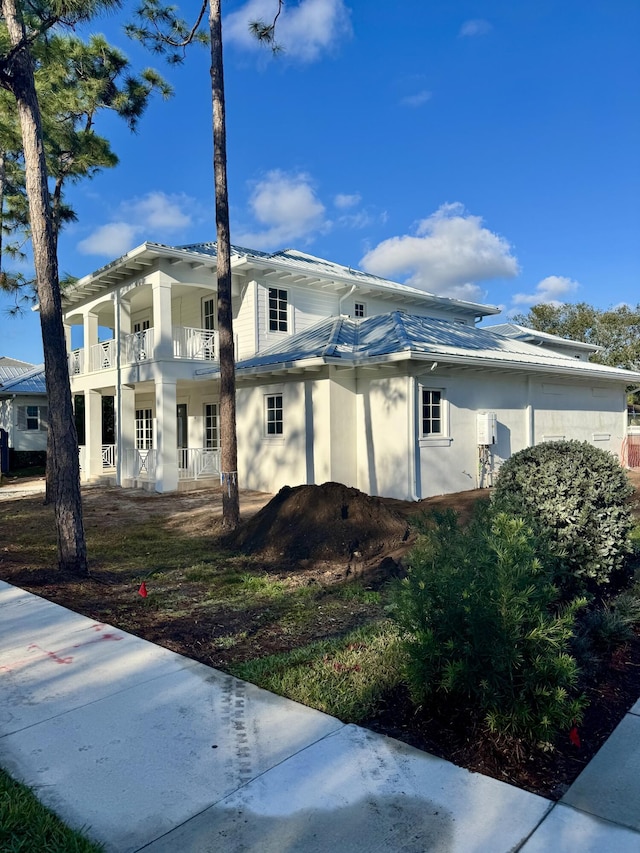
xmin=77 ymin=192 xmax=195 ymax=257
xmin=512 ymin=275 xmax=579 ymax=307
xmin=401 ymin=90 xmax=432 ymax=108
xmin=225 ymin=0 xmax=352 ymax=63
xmin=360 ymin=202 xmax=519 ymax=301
xmin=235 ymin=170 xmax=328 ymax=248
xmin=334 ymin=192 xmax=361 ymax=209
xmin=459 ymin=19 xmax=492 ymax=37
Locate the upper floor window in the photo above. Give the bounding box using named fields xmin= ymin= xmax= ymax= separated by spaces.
xmin=354 ymin=302 xmax=366 ymax=318
xmin=265 ymin=394 xmax=283 ymax=436
xmin=421 ymin=389 xmax=443 ymax=436
xmin=268 ymin=288 xmax=288 ymax=333
xmin=202 ymin=297 xmax=216 ymax=331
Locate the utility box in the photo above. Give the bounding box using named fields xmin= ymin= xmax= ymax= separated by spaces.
xmin=477 ymin=412 xmax=497 ymax=446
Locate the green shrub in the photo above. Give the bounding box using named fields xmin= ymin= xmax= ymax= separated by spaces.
xmin=492 ymin=441 xmax=634 ymax=591
xmin=392 ymin=505 xmax=586 ymax=746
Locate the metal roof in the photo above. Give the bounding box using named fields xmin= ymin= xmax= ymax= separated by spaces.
xmin=62 ymin=241 xmax=500 ymax=318
xmin=200 ymin=312 xmax=640 ymax=383
xmin=487 ymin=322 xmax=602 ymax=353
xmin=0 ymin=363 xmax=46 ymax=394
xmin=0 ymin=357 xmax=35 ymax=384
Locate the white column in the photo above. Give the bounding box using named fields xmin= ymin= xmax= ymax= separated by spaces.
xmin=83 ymin=312 xmax=98 ymax=358
xmin=155 ymin=380 xmax=178 ymax=492
xmin=84 ymin=390 xmax=103 ymax=482
xmin=118 ymin=295 xmax=132 ymax=363
xmin=117 ymin=385 xmax=136 ymax=486
xmin=151 ymin=275 xmax=174 ymax=361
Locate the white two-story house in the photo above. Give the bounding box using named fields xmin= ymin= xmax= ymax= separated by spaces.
xmin=61 ymin=242 xmax=640 ymax=500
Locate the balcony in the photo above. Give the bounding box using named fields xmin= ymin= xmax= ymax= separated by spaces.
xmin=69 ymin=326 xmax=220 ymax=375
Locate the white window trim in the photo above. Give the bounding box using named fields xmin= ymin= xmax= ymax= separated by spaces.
xmin=418 ymin=385 xmax=452 ymax=447
xmin=202 ymin=295 xmax=217 ymax=331
xmin=16 ymin=404 xmax=48 ymax=432
xmin=262 ymin=386 xmax=285 ymax=444
xmin=266 ymin=285 xmax=290 ymax=335
xmin=354 ymin=301 xmax=367 ymax=318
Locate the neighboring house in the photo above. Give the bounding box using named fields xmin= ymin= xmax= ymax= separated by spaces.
xmin=60 ymin=242 xmax=640 ymax=499
xmin=0 ymin=360 xmax=48 ymax=471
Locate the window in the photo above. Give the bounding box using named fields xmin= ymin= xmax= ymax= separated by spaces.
xmin=268 ymin=287 xmax=288 ymax=332
xmin=265 ymin=394 xmax=283 ymax=436
xmin=133 ymin=319 xmax=150 ymax=333
xmin=202 ymin=297 xmax=216 ymax=331
xmin=421 ymin=389 xmax=443 ymax=436
xmin=135 ymin=408 xmax=153 ymax=449
xmin=354 ymin=301 xmax=366 ymax=318
xmin=17 ymin=405 xmax=47 ymax=431
xmin=204 ymin=403 xmax=220 ymax=449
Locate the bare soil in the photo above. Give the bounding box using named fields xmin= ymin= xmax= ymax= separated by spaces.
xmin=2 ymin=474 xmax=640 ymax=801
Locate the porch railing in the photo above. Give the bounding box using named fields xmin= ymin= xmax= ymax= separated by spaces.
xmin=178 ymin=447 xmax=221 ymax=480
xmin=102 ymin=444 xmax=115 ymax=469
xmin=69 ymin=348 xmax=84 ymax=375
xmin=90 ymin=339 xmax=117 ymax=372
xmin=122 ymin=448 xmax=157 ymax=480
xmin=125 ymin=328 xmax=154 ymax=364
xmin=173 ymin=326 xmax=217 ymax=360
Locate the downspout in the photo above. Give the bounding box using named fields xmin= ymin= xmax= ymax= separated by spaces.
xmin=115 ymin=288 xmax=123 ymax=486
xmin=338 ymin=285 xmax=357 ymax=314
xmin=409 ymin=373 xmax=421 ymax=500
xmin=525 ymin=375 xmax=534 ymax=447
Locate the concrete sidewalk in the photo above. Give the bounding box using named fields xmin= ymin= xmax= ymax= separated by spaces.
xmin=1 ymin=580 xmax=639 ymax=852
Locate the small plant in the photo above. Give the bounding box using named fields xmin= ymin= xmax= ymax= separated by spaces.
xmin=492 ymin=441 xmax=634 ymax=591
xmin=392 ymin=505 xmax=587 ymax=746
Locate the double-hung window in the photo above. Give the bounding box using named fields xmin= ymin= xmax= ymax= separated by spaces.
xmin=204 ymin=403 xmax=220 ymax=449
xmin=268 ymin=288 xmax=288 ymax=333
xmin=354 ymin=301 xmax=366 ymax=318
xmin=265 ymin=394 xmax=283 ymax=436
xmin=17 ymin=405 xmax=47 ymax=431
xmin=421 ymin=389 xmax=443 ymax=436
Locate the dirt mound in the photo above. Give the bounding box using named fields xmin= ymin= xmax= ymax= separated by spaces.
xmin=234 ymin=482 xmax=412 ymax=571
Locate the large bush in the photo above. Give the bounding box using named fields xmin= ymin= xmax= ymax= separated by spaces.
xmin=393 ymin=506 xmax=586 ymax=746
xmin=492 ymin=441 xmax=634 ymax=590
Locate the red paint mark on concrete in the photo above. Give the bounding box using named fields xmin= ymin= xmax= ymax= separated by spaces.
xmin=27 ymin=644 xmax=73 ymax=665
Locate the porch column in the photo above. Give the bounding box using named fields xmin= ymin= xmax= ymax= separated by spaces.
xmin=84 ymin=389 xmax=103 ymax=482
xmin=117 ymin=384 xmax=136 ymax=486
xmin=118 ymin=294 xmax=132 ymax=363
xmin=155 ymin=379 xmax=178 ymax=493
xmin=84 ymin=312 xmax=98 ymax=368
xmin=151 ymin=274 xmax=174 ymax=361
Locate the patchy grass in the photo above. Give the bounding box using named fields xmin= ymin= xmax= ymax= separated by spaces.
xmin=0 ymin=768 xmax=102 ymax=852
xmin=230 ymin=621 xmax=402 ymax=722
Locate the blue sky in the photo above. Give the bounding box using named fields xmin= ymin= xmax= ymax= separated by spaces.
xmin=3 ymin=0 xmax=639 ymax=363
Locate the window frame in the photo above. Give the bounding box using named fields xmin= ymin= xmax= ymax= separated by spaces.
xmin=264 ymin=392 xmax=284 ymax=438
xmin=418 ymin=386 xmax=451 ymax=446
xmin=202 ymin=296 xmax=217 ymax=331
xmin=17 ymin=404 xmax=47 ymax=432
xmin=354 ymin=301 xmax=366 ymax=318
xmin=135 ymin=408 xmax=154 ymax=450
xmin=203 ymin=402 xmax=220 ymax=450
xmin=268 ymin=287 xmax=288 ymax=333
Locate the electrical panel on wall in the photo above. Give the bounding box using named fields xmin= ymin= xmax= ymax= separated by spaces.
xmin=477 ymin=412 xmax=497 ymax=446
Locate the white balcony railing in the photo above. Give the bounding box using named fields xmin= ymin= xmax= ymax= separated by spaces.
xmin=125 ymin=328 xmax=154 ymax=364
xmin=90 ymin=339 xmax=117 ymax=372
xmin=173 ymin=326 xmax=217 ymax=360
xmin=69 ymin=348 xmax=85 ymax=375
xmin=177 ymin=447 xmax=221 ymax=480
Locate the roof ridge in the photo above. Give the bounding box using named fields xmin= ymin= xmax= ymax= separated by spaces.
xmin=321 ymin=315 xmax=348 ymax=358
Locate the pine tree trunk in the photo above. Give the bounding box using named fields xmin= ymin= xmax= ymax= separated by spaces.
xmin=210 ymin=0 xmax=239 ymax=529
xmin=2 ymin=0 xmax=87 ymax=574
